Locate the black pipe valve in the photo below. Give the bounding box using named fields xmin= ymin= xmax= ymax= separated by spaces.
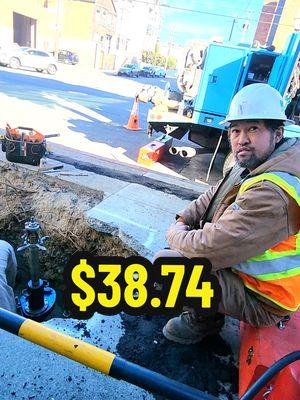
xmin=17 ymin=217 xmax=56 ymax=321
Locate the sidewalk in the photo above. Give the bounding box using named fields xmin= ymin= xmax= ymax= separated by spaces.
xmin=38 ymin=143 xmax=209 ymax=258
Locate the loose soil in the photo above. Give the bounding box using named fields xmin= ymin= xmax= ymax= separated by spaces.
xmin=117 ymin=314 xmax=238 ymax=399
xmin=0 ymin=162 xmax=238 ymax=399
xmin=0 ymin=162 xmax=136 ymax=316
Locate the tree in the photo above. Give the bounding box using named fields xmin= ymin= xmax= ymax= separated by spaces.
xmin=142 ymin=49 xmax=177 ymax=69
xmin=142 ymin=50 xmax=155 ymax=65
xmin=167 ymin=56 xmax=177 ymax=69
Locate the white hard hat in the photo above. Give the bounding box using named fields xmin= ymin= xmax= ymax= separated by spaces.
xmin=220 ymin=83 xmax=294 ymax=127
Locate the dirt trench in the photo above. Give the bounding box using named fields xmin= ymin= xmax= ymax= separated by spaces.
xmin=0 ymin=162 xmax=136 ymax=313
xmin=0 ymin=162 xmax=238 ymax=399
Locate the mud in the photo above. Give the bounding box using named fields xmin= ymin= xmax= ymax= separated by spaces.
xmin=0 ymin=162 xmax=238 ymax=399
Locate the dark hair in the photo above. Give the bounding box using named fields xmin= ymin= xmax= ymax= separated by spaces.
xmin=263 ymin=119 xmax=284 ymax=132
xmin=263 ymin=119 xmax=286 ymax=148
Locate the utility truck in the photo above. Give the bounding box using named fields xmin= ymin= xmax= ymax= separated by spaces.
xmin=147 ymin=33 xmax=300 ymax=170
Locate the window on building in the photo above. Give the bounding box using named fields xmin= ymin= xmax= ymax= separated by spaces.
xmin=116 ymin=36 xmax=120 ymax=50
xmin=106 ymin=35 xmax=112 ymax=53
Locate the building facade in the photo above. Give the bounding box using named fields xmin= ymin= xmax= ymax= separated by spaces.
xmin=0 ymin=0 xmax=117 ymax=68
xmin=113 ymin=0 xmax=161 ymax=69
xmin=254 ymin=0 xmax=300 ymax=50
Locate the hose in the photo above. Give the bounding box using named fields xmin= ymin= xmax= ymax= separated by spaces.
xmin=240 ymin=351 xmax=300 ymax=400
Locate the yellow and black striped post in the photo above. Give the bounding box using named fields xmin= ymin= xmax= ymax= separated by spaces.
xmin=0 ymin=308 xmax=217 ymax=400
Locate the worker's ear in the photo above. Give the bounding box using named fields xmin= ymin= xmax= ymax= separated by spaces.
xmin=274 ymin=126 xmax=284 ymax=143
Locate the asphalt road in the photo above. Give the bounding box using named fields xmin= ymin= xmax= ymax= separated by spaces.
xmin=0 ymin=63 xmax=224 ymax=184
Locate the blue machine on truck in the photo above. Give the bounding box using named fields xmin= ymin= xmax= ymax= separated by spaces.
xmin=147 ymin=32 xmax=300 ymax=154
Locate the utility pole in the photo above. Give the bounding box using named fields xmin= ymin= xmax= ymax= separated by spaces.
xmin=54 ymin=0 xmax=62 ymax=57
xmin=240 ymin=9 xmax=252 ymax=45
xmin=228 ymin=18 xmax=237 ymax=42
xmin=164 ymin=29 xmax=174 ymax=70
xmin=164 ymin=41 xmax=171 ymax=70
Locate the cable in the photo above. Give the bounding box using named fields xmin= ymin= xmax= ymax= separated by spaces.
xmin=130 ymin=0 xmax=295 ymax=28
xmin=240 ymin=351 xmax=300 ymax=400
xmin=132 ymin=0 xmax=290 ymax=17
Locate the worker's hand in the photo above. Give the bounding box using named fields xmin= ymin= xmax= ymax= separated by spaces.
xmin=167 ymin=221 xmax=189 ymax=238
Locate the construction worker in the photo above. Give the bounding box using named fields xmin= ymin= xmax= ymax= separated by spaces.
xmin=0 ymin=240 xmax=17 ymax=312
xmin=156 ymin=83 xmax=300 ymax=344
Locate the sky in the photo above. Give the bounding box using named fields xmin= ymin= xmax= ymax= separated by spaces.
xmin=159 ymin=0 xmax=264 ymax=45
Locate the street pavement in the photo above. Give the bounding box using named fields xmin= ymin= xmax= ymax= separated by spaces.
xmin=0 ymin=63 xmax=224 ymax=185
xmin=0 ymin=64 xmax=170 ymax=161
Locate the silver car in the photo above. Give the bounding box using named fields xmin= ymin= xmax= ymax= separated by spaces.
xmin=0 ymin=46 xmax=58 ymax=75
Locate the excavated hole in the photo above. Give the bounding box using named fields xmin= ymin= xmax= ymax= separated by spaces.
xmin=0 ymin=163 xmax=238 ymax=399
xmin=0 ymin=163 xmax=137 ymax=318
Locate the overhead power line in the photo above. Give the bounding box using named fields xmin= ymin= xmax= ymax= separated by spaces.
xmin=129 ymin=0 xmax=296 ymax=28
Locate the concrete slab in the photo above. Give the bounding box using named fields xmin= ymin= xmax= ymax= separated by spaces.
xmin=0 ymin=314 xmax=154 ymax=400
xmin=111 ymin=183 xmax=189 ymax=213
xmin=86 ymin=184 xmax=190 ymax=258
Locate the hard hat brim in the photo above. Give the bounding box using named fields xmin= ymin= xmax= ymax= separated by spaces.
xmin=219 ymin=118 xmax=295 ymax=128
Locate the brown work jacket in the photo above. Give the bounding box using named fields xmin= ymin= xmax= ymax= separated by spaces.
xmin=167 ymin=138 xmax=300 ymax=271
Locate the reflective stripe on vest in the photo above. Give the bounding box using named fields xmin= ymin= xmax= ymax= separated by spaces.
xmin=233 ymin=171 xmax=300 ymax=311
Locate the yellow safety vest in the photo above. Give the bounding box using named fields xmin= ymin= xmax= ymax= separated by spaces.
xmin=233 ymin=171 xmax=300 ymax=312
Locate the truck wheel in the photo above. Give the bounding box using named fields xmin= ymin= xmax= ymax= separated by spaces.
xmin=223 ymin=151 xmax=235 ymax=177
xmin=9 ymin=57 xmax=20 ymax=69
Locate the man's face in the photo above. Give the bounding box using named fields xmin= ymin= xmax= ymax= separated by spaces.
xmin=228 ymin=120 xmax=283 ymax=170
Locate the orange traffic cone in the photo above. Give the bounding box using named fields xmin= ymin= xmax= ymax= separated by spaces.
xmin=124 ymin=97 xmax=142 ymax=130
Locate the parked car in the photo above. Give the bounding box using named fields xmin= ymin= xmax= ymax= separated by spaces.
xmin=0 ymin=43 xmax=20 ymax=66
xmin=58 ymin=50 xmax=79 ymax=65
xmin=139 ymin=66 xmax=155 ymax=77
xmin=117 ymin=64 xmax=140 ymax=77
xmin=154 ymin=67 xmax=166 ymax=78
xmin=0 ymin=47 xmax=58 ymax=75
